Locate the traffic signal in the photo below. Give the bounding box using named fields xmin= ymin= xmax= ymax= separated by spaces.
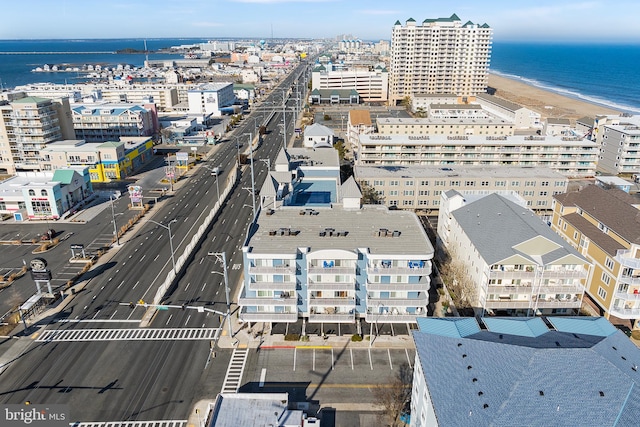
xmin=181 ymin=304 xmax=187 ymax=310
xmin=129 ymin=302 xmax=135 ymax=309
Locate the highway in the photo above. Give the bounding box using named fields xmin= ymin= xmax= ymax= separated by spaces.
xmin=0 ymin=61 xmax=311 ymax=422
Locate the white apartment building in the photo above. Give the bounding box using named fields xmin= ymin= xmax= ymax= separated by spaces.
xmin=354 ymin=165 xmax=567 ymax=214
xmin=356 ymin=134 xmax=598 ymax=177
xmin=390 ymin=14 xmax=492 ymax=104
xmin=0 ymin=96 xmax=75 ymax=174
xmin=239 ymin=147 xmax=434 ymax=329
xmin=71 ymin=103 xmax=158 ymax=142
xmin=187 ymin=82 xmax=235 ymax=116
xmin=475 ymin=93 xmax=541 ymax=129
xmin=311 ymin=65 xmax=389 ymax=102
xmin=347 ymin=110 xmax=375 ymax=149
xmin=593 ymin=114 xmax=640 ymax=175
xmin=411 ymin=94 xmax=459 ymax=113
xmin=376 ymin=116 xmax=514 ymax=137
xmin=439 ymin=192 xmax=590 ymax=316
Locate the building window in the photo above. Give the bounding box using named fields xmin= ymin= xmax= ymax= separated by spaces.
xmin=465 ymin=181 xmax=475 ymax=186
xmin=390 ymin=180 xmax=399 ymax=186
xmin=605 ymin=257 xmax=615 ymax=270
xmin=403 ymin=200 xmax=413 ymax=206
xmin=418 ymin=200 xmax=429 ymax=206
xmin=404 ymin=190 xmax=414 ymax=196
xmin=0 ymin=202 xmax=5 ymax=210
xmin=389 ymin=190 xmax=398 ymax=196
xmin=28 ymin=189 xmax=35 ymax=196
xmin=450 ymin=180 xmax=460 ymax=186
xmin=481 ymin=181 xmax=489 ymax=186
xmin=495 ymin=181 xmax=506 ymax=187
xmin=405 ymin=180 xmax=414 ymax=186
xmin=420 ymin=180 xmax=429 ymax=186
xmin=511 ymin=181 xmax=520 ymax=187
xmin=419 ymin=190 xmax=429 ymax=196
xmin=573 ymin=231 xmax=578 ymax=240
xmin=597 ymin=286 xmax=607 ymax=299
xmin=601 ymin=272 xmax=611 ymax=286
xmin=541 ymin=181 xmax=549 ymax=186
xmin=41 ymin=189 xmax=48 ymax=197
xmin=598 ymin=222 xmax=608 ymax=233
xmin=539 ymin=191 xmax=547 ymax=196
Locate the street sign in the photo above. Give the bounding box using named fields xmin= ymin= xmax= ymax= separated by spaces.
xmin=70 ymin=244 xmax=84 ymax=250
xmin=295 ymin=128 xmax=301 ymax=133
xmin=176 ymin=152 xmax=189 ymax=161
xmin=157 ymin=306 xmax=169 ymax=311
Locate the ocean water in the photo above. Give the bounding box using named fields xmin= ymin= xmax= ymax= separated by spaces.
xmin=0 ymin=38 xmax=208 ymax=88
xmin=490 ymin=42 xmax=640 ymax=113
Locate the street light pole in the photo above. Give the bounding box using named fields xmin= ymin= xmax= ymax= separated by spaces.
xmin=208 ymin=251 xmax=234 ymax=339
xmin=282 ymin=89 xmax=287 ymax=149
xmin=244 ymin=132 xmax=257 ymax=222
xmin=149 ymin=219 xmax=178 ymax=274
xmin=110 ymin=195 xmax=120 ymax=246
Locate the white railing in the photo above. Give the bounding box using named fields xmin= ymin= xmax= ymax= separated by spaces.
xmin=248 ymin=281 xmax=297 ymax=291
xmin=238 ymin=296 xmax=298 ymax=306
xmin=240 ymin=312 xmax=298 ymax=322
xmin=309 ymin=297 xmax=356 ymax=307
xmin=308 ymin=313 xmax=355 ymax=323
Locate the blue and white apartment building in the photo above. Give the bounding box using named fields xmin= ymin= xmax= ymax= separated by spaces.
xmin=239 ymin=147 xmax=435 ymax=332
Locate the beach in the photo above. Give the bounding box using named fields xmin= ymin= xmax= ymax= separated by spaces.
xmin=487 ymin=73 xmax=620 ymax=121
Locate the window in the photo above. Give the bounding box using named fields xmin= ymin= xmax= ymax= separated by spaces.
xmin=41 ymin=189 xmax=48 ymax=197
xmin=573 ymin=231 xmax=578 ymax=240
xmin=598 ymin=222 xmax=608 ymax=233
xmin=0 ymin=202 xmax=5 ymax=210
xmin=450 ymin=180 xmax=460 ymax=186
xmin=465 ymin=181 xmax=475 ymax=186
xmin=389 ymin=190 xmax=398 ymax=196
xmin=495 ymin=181 xmax=506 ymax=187
xmin=539 ymin=191 xmax=547 ymax=196
xmin=605 ymin=257 xmax=615 ymax=270
xmin=28 ymin=189 xmax=35 ymax=196
xmin=374 ymin=180 xmax=385 ymax=186
xmin=481 ymin=181 xmax=489 ymax=187
xmin=418 ymin=200 xmax=429 ymax=206
xmin=541 ymin=181 xmax=549 ymax=186
xmin=405 ymin=180 xmax=414 ymax=186
xmin=404 ymin=190 xmax=414 ymax=196
xmin=390 ymin=180 xmax=399 ymax=186
xmin=420 ymin=180 xmax=429 ymax=186
xmin=419 ymin=190 xmax=429 ymax=196
xmin=403 ymin=200 xmax=414 ymax=206
xmin=511 ymin=181 xmax=520 ymax=187
xmin=597 ymin=287 xmax=607 ymax=299
xmin=601 ymin=272 xmax=611 ymax=286
xmin=434 ymin=190 xmax=441 ymax=196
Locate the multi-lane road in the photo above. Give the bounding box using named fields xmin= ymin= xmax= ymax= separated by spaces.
xmin=0 ymin=62 xmax=310 ymax=423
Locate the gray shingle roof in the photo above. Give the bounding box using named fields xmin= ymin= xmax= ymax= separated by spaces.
xmin=451 ymin=193 xmax=586 ymax=265
xmin=340 ymin=176 xmax=362 ymax=200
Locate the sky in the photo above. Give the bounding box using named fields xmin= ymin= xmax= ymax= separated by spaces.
xmin=2 ymin=0 xmax=640 ymax=43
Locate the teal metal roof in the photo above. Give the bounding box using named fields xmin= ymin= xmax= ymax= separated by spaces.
xmin=416 ymin=317 xmax=481 ymax=338
xmin=548 ymin=316 xmax=618 ymax=337
xmin=483 ymin=317 xmax=550 ymax=337
xmin=52 ymin=169 xmax=77 ymax=185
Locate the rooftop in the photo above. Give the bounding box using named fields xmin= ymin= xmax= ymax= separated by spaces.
xmin=354 ymin=165 xmax=567 ymax=180
xmin=413 ymin=316 xmax=640 ymax=427
xmin=209 ymin=393 xmax=302 ymax=427
xmin=476 ymin=93 xmax=527 ymax=113
xmin=376 ymin=115 xmax=510 ymax=126
xmin=359 ymin=134 xmax=596 ymax=148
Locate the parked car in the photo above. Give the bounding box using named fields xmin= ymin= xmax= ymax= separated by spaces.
xmin=41 ymin=229 xmax=56 ymax=240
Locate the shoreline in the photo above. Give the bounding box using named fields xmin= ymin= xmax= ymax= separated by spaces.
xmin=486 ymin=73 xmax=621 ymax=121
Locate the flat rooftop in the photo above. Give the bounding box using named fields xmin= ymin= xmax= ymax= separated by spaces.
xmin=376 ymin=115 xmax=510 ymax=126
xmin=355 ymin=165 xmax=567 ymax=180
xmin=359 ymin=134 xmax=597 ymax=147
xmin=210 ymin=393 xmax=302 ymax=427
xmin=247 ymin=204 xmax=434 ymax=257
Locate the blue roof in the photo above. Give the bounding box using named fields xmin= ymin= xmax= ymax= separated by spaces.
xmin=548 ymin=316 xmax=618 ymax=337
xmin=416 ymin=317 xmax=481 ymax=338
xmin=413 ymin=317 xmax=640 ymax=427
xmin=483 ymin=317 xmax=549 ymax=337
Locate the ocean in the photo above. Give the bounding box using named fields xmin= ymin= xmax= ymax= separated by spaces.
xmin=1 ymin=39 xmax=639 ymax=113
xmin=0 ymin=38 xmax=208 ymax=88
xmin=490 ymin=42 xmax=640 ymax=113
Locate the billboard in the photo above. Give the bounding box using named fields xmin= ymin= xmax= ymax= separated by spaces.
xmin=128 ymin=185 xmax=143 ymax=203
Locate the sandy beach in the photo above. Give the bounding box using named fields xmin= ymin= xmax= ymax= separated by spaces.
xmin=487 ymin=73 xmax=620 ymax=121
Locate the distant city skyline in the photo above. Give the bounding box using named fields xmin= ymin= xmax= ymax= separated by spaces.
xmin=2 ymin=0 xmax=640 ymax=43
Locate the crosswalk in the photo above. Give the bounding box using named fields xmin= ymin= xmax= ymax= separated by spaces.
xmin=70 ymin=420 xmax=187 ymax=427
xmin=37 ymin=328 xmax=218 ymax=342
xmin=221 ymin=348 xmax=249 ymax=393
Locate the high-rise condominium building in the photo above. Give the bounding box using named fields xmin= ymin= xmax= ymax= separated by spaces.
xmin=390 ymin=13 xmax=492 ymax=104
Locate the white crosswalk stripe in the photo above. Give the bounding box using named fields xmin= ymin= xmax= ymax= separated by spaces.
xmin=70 ymin=420 xmax=187 ymax=427
xmin=37 ymin=328 xmax=218 ymax=342
xmin=221 ymin=348 xmax=249 ymax=393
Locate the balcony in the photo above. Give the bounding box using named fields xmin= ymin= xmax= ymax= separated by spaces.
xmin=484 ymin=300 xmax=532 ymax=309
xmin=614 ymin=291 xmax=640 ymax=302
xmin=489 ymin=270 xmax=536 ymax=280
xmin=309 ymin=297 xmax=356 ymax=307
xmin=615 ymin=250 xmax=640 ymax=270
xmin=366 ymin=280 xmax=430 ymax=292
xmin=534 ymin=298 xmax=581 ymax=309
xmin=364 ymin=310 xmax=424 ymax=323
xmin=487 ymin=284 xmax=584 ymax=294
xmin=542 ymin=269 xmax=588 ymax=279
xmin=238 ymin=296 xmax=298 ymax=307
xmin=367 ymin=264 xmax=431 ymax=275
xmin=307 ymin=266 xmax=355 ymax=275
xmin=308 ymin=281 xmax=355 ymax=291
xmin=309 ymin=312 xmax=355 ymax=323
xmin=248 ymin=265 xmax=296 ymax=275
xmin=248 ymin=281 xmax=297 ymax=291
xmin=240 ymin=311 xmax=298 ymax=322
xmin=609 ymin=305 xmax=640 ymax=319
xmin=367 ymin=295 xmax=428 ymax=307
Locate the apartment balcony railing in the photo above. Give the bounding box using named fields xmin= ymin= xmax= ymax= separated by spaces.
xmin=240 ymin=311 xmax=298 ymax=322
xmin=534 ymin=298 xmax=581 ymax=308
xmin=309 ymin=297 xmax=356 ymax=307
xmin=542 ymin=269 xmax=588 ymax=279
xmin=309 ymin=312 xmax=355 ymax=323
xmin=487 ymin=284 xmax=585 ymax=294
xmin=489 ymin=270 xmax=536 ymax=280
xmin=367 ymin=265 xmax=431 ymax=275
xmin=484 ymin=300 xmax=532 ymax=309
xmin=248 ymin=265 xmax=296 ymax=275
xmin=307 ymin=266 xmax=355 ymax=275
xmin=238 ymin=296 xmax=298 ymax=307
xmin=614 ymin=291 xmax=640 ymax=301
xmin=364 ymin=312 xmax=422 ymax=323
xmin=367 ymin=295 xmax=428 ymax=307
xmin=609 ymin=306 xmax=640 ymax=319
xmin=308 ymin=281 xmax=355 ymax=291
xmin=248 ymin=281 xmax=297 ymax=291
xmin=615 ymin=250 xmax=640 ymax=270
xmin=366 ymin=281 xmax=430 ymax=292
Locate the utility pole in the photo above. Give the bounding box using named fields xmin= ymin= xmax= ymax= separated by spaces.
xmin=149 ymin=219 xmax=178 ymax=274
xmin=208 ymin=251 xmax=234 ymax=339
xmin=110 ymin=195 xmax=120 ymax=246
xmin=244 ymin=132 xmax=257 ymax=222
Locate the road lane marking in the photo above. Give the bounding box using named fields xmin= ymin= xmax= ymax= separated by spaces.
xmin=166 ymin=314 xmax=173 ymax=326
xmin=368 ymin=348 xmax=373 ymax=370
xmin=293 ymin=348 xmax=297 ymax=371
xmin=259 ymin=368 xmax=267 ymax=388
xmin=185 ymin=315 xmax=191 ymax=326
xmin=350 ymin=348 xmax=354 ymax=370
xmin=405 ymin=348 xmax=412 ymax=368
xmin=154 ymin=254 xmax=160 ymax=261
xmin=388 ymin=349 xmax=393 ymax=370
xmin=132 ymin=280 xmax=139 ymax=289
xmin=140 ymin=254 xmax=146 ymax=261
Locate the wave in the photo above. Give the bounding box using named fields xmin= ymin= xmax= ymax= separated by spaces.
xmin=489 ymin=69 xmax=640 ymax=114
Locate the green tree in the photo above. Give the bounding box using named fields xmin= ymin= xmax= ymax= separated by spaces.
xmin=400 ymin=96 xmax=411 ymax=110
xmin=373 ymin=362 xmax=412 ymax=427
xmin=360 ymin=182 xmax=383 ymax=204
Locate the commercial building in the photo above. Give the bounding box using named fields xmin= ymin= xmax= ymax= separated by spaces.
xmin=438 ymin=192 xmax=590 ymax=315
xmin=311 ymin=64 xmax=389 ymax=103
xmin=354 ymin=165 xmax=567 ymax=214
xmin=71 ymin=103 xmax=158 ymax=142
xmin=0 ymin=96 xmax=75 ymax=174
xmin=187 ymin=83 xmax=235 ymax=116
xmin=356 ymin=134 xmax=598 ymax=177
xmin=308 ymin=88 xmax=360 ymax=105
xmin=0 ymin=167 xmax=93 ymax=220
xmin=410 ymin=316 xmax=640 ymax=427
xmin=551 ymin=185 xmax=640 ymax=327
xmin=593 ymin=114 xmax=640 ymax=175
xmin=40 ymin=137 xmax=154 ymax=182
xmin=475 ymin=93 xmax=541 ymax=129
xmin=209 ymin=393 xmax=316 ymax=427
xmin=390 ymin=14 xmax=492 ymax=104
xmin=239 ymin=147 xmax=434 ymax=329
